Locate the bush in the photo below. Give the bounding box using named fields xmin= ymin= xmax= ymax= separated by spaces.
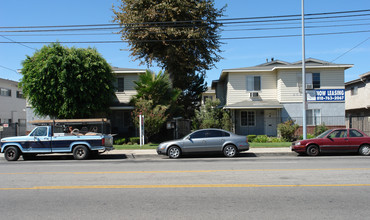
xmin=277 ymin=120 xmax=300 ymax=142
xmin=253 ymin=135 xmax=269 ymax=143
xmin=247 ymin=135 xmax=257 ymax=142
xmin=114 ymin=138 xmax=126 ymax=145
xmin=268 ymin=137 xmax=283 ymax=143
xmin=129 ymin=137 xmax=140 ymax=144
xmin=298 ymin=133 xmax=315 ymax=140
xmin=314 ymin=123 xmax=328 ymax=136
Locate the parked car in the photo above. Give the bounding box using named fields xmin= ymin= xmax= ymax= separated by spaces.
xmin=291 ymin=128 xmax=370 ymax=156
xmin=157 ymin=129 xmax=249 ymax=158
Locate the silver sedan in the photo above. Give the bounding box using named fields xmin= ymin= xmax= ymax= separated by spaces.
xmin=157 ymin=129 xmax=249 ymax=158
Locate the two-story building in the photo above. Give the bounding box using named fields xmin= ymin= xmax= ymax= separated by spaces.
xmin=0 ymin=78 xmax=26 ymax=136
xmin=109 ymin=67 xmax=146 ymax=136
xmin=345 ymin=71 xmax=370 ymax=116
xmin=212 ymin=58 xmax=352 ymax=136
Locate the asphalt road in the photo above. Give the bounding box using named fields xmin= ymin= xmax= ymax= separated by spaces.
xmin=1 ymin=155 xmax=370 ymax=220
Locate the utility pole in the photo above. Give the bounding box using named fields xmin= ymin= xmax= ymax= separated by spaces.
xmin=302 ymin=0 xmax=307 ymax=139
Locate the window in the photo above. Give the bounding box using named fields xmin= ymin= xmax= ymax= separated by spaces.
xmin=328 ymin=130 xmax=347 ymax=138
xmin=297 ymin=73 xmax=320 ymax=92
xmin=351 ymin=86 xmax=358 ymax=96
xmin=16 ymin=91 xmax=24 ymax=98
xmin=30 ymin=127 xmax=48 ymax=137
xmin=0 ymin=88 xmax=11 ymax=97
xmin=206 ymin=130 xmax=223 ymax=138
xmin=241 ymin=111 xmax=256 ymax=126
xmin=349 ymin=129 xmax=363 ymax=137
xmin=115 ymin=78 xmax=124 ymax=92
xmin=246 ymin=76 xmax=261 ymax=91
xmin=190 ymin=130 xmax=206 ymax=139
xmin=307 ymin=109 xmax=321 ymax=125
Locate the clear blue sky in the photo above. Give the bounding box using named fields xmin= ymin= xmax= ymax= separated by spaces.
xmin=1 ymin=0 xmax=369 ymax=85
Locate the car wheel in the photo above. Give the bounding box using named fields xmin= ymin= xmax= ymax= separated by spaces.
xmin=223 ymin=145 xmax=237 ymax=157
xmin=4 ymin=146 xmax=20 ymax=161
xmin=73 ymin=145 xmax=89 ymax=160
xmin=168 ymin=146 xmax=181 ymax=159
xmin=306 ymin=145 xmax=320 ymax=156
xmin=359 ymin=145 xmax=370 ymax=156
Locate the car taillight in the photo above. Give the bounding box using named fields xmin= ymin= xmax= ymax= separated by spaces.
xmin=246 ymin=137 xmax=248 ymax=143
xmin=102 ymin=138 xmax=105 ymax=146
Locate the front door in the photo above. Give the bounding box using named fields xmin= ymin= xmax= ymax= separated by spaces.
xmin=264 ymin=110 xmax=277 ymax=136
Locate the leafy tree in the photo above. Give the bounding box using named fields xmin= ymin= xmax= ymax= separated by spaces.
xmin=20 ymin=43 xmax=115 ymax=119
xmin=131 ymin=98 xmax=168 ymax=141
xmin=113 ymin=0 xmax=225 ymax=118
xmin=131 ymin=70 xmax=180 ymax=108
xmin=314 ymin=123 xmax=328 ymax=136
xmin=193 ymin=98 xmax=232 ymax=131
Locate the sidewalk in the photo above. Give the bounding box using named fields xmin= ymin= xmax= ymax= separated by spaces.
xmin=102 ymin=147 xmax=294 ymax=158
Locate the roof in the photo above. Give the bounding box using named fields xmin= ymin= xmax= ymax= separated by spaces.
xmin=345 ymin=71 xmax=370 ymax=86
xmin=111 ymin=67 xmax=146 ymax=74
xmin=224 ymin=99 xmax=283 ymax=109
xmin=219 ymin=58 xmax=353 ymax=81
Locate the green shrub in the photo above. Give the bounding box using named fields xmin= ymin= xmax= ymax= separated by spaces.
xmin=253 ymin=135 xmax=269 ymax=143
xmin=277 ymin=120 xmax=300 ymax=142
xmin=114 ymin=138 xmax=126 ymax=145
xmin=268 ymin=137 xmax=283 ymax=143
xmin=314 ymin=123 xmax=328 ymax=136
xmin=130 ymin=137 xmax=140 ymax=144
xmin=298 ymin=133 xmax=315 ymax=140
xmin=247 ymin=135 xmax=257 ymax=142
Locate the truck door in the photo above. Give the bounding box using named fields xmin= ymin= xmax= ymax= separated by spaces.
xmin=28 ymin=126 xmax=52 ymax=153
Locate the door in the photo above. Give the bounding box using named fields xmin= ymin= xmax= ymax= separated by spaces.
xmin=205 ymin=130 xmax=224 ymax=152
xmin=182 ymin=130 xmax=207 ymax=153
xmin=320 ymin=129 xmax=350 ymax=152
xmin=264 ymin=110 xmax=277 ymax=136
xmin=28 ymin=126 xmax=52 ymax=153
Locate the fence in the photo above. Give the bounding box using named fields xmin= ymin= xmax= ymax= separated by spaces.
xmin=346 ymin=116 xmax=370 ymax=136
xmin=0 ymin=122 xmax=27 ymax=139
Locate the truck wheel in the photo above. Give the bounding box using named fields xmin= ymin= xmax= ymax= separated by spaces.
xmin=4 ymin=146 xmax=20 ymax=161
xmin=73 ymin=145 xmax=89 ymax=160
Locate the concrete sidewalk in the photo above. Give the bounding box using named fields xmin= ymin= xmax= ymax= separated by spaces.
xmin=102 ymin=147 xmax=294 ymax=158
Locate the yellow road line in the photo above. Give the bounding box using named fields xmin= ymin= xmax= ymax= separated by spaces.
xmin=1 ymin=183 xmax=370 ymax=190
xmin=1 ymin=168 xmax=370 ymax=175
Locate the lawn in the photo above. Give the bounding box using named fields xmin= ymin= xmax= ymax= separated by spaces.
xmin=113 ymin=142 xmax=291 ymax=150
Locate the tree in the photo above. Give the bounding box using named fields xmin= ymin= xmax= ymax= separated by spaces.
xmin=193 ymin=98 xmax=232 ymax=131
xmin=20 ymin=43 xmax=115 ymax=119
xmin=277 ymin=120 xmax=300 ymax=141
xmin=113 ymin=0 xmax=225 ymax=118
xmin=131 ymin=70 xmax=180 ymax=108
xmin=131 ymin=99 xmax=168 ymax=141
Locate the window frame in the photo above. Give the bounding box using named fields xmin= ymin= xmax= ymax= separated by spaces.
xmin=306 ymin=109 xmax=321 ymax=126
xmin=115 ymin=77 xmax=125 ymax=92
xmin=0 ymin=87 xmax=11 ymax=97
xmin=240 ymin=110 xmax=256 ymax=127
xmin=246 ymin=75 xmax=261 ymax=92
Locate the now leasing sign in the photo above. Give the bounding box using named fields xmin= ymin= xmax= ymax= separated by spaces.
xmin=307 ymin=89 xmax=345 ymax=101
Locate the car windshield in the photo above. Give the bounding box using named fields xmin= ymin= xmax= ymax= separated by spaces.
xmin=316 ymin=129 xmax=333 ymax=138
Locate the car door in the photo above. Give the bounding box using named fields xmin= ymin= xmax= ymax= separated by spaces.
xmin=28 ymin=126 xmax=52 ymax=153
xmin=205 ymin=130 xmax=224 ymax=152
xmin=182 ymin=130 xmax=207 ymax=153
xmin=320 ymin=129 xmax=349 ymax=152
xmin=348 ymin=129 xmax=366 ymax=152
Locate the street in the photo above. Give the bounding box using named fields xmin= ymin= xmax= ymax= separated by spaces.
xmin=1 ymin=154 xmax=370 ymax=219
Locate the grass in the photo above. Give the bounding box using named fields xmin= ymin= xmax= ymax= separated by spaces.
xmin=113 ymin=142 xmax=292 ymax=150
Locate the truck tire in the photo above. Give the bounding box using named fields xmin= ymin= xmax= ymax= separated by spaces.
xmin=73 ymin=145 xmax=89 ymax=160
xmin=4 ymin=146 xmax=21 ymax=161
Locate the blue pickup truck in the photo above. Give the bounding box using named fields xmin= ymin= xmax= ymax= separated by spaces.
xmin=1 ymin=125 xmax=114 ymax=161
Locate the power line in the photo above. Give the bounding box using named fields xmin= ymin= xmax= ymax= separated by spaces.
xmin=1 ymin=29 xmax=369 ymax=44
xmin=0 ymin=64 xmax=19 ymax=73
xmin=331 ymin=37 xmax=370 ymax=62
xmin=0 ymin=35 xmax=37 ymax=50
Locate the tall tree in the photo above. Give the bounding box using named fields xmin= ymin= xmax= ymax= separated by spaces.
xmin=20 ymin=43 xmax=115 ymax=119
xmin=113 ymin=0 xmax=225 ymax=118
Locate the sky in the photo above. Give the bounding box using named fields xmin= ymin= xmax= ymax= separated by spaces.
xmin=1 ymin=0 xmax=370 ymax=86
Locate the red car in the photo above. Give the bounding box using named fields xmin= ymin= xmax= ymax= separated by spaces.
xmin=291 ymin=128 xmax=370 ymax=156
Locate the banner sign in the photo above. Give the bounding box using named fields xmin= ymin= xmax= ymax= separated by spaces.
xmin=307 ymin=89 xmax=345 ymax=102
